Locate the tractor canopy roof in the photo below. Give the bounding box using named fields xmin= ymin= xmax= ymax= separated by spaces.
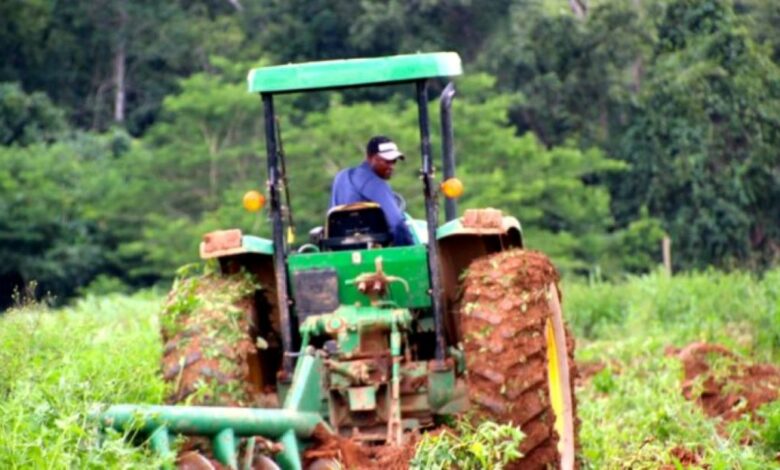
xmin=247 ymin=52 xmax=462 ymax=94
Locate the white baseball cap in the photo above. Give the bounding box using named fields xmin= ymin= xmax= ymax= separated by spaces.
xmin=377 ymin=141 xmax=404 ymax=161
xmin=368 ymin=136 xmax=405 ymax=161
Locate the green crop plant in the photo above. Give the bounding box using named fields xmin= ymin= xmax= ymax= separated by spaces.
xmin=0 ymin=294 xmax=167 ymax=468
xmin=576 ymin=338 xmax=779 ymax=468
xmin=411 ymin=420 xmax=525 ymax=469
xmin=2 ymin=268 xmax=778 ymax=467
xmin=756 ymin=401 xmax=780 ymax=456
xmin=565 ymin=268 xmax=780 ymax=362
xmin=569 ymin=268 xmax=780 ymax=468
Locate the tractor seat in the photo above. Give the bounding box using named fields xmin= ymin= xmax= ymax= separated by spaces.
xmin=322 ymin=202 xmax=391 ymax=251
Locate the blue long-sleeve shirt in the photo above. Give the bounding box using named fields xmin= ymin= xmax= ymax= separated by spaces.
xmin=330 ymin=161 xmax=415 ymax=246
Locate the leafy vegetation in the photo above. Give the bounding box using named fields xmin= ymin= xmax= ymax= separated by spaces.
xmin=1 ymin=0 xmax=778 ymax=308
xmin=575 ymin=340 xmax=778 ymax=468
xmin=0 ymin=293 xmax=167 ymax=468
xmin=757 ymin=401 xmax=780 ymax=457
xmin=564 ymin=268 xmax=780 ymax=468
xmin=565 ymin=268 xmax=780 ymax=362
xmin=1 ymin=1 xmax=777 ymax=467
xmin=1 ymin=270 xmax=777 ymax=467
xmin=411 ymin=420 xmax=525 ymax=469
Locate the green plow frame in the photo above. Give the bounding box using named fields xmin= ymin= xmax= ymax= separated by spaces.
xmin=99 ymin=353 xmax=327 ymax=470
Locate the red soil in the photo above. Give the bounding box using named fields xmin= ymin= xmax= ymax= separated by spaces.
xmin=668 ymin=342 xmax=780 ymax=423
xmin=303 ymin=425 xmax=418 ymax=470
xmin=659 ymin=445 xmax=703 ymax=469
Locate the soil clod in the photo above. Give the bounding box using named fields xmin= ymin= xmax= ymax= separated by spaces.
xmin=669 ymin=341 xmax=780 ymax=422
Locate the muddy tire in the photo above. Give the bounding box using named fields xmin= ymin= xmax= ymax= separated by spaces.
xmin=458 ymin=250 xmax=578 ymax=469
xmin=159 ymin=271 xmax=262 ymax=406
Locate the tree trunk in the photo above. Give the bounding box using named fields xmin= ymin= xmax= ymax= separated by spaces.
xmin=630 ymin=56 xmax=643 ymax=94
xmin=630 ymin=0 xmax=643 ymax=94
xmin=224 ymin=0 xmax=243 ymax=11
xmin=569 ymin=0 xmax=587 ymax=19
xmin=113 ymin=0 xmax=127 ymax=124
xmin=113 ymin=44 xmax=126 ymax=123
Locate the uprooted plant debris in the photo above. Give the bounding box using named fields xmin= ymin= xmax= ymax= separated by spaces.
xmin=668 ymin=342 xmax=780 ymax=423
xmin=303 ymin=425 xmax=419 ymax=470
xmin=159 ymin=269 xmax=270 ymax=407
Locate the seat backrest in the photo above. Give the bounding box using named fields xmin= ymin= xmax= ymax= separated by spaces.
xmin=324 ymin=202 xmax=391 ymax=250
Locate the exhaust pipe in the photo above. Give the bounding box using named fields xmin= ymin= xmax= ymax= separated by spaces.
xmin=439 ymin=82 xmax=457 ymax=222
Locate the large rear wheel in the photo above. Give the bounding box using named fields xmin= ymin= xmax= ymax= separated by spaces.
xmin=458 ymin=250 xmax=577 ymax=469
xmin=160 ymin=270 xmax=263 ymax=406
xmin=159 ymin=269 xmax=282 ymax=468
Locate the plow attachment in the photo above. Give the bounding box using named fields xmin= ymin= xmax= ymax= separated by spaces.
xmin=98 ymin=354 xmax=327 ymax=470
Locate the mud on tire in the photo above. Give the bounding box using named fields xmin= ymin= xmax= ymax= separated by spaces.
xmin=458 ymin=249 xmax=578 ymax=469
xmin=159 ymin=271 xmax=262 ymax=407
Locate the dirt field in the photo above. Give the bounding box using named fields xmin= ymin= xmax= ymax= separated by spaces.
xmin=669 ymin=342 xmax=780 ymax=423
xmin=303 ymin=425 xmax=418 ymax=469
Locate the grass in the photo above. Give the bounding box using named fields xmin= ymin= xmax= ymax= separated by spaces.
xmin=564 ymin=268 xmax=780 ymax=468
xmin=0 ymin=293 xmax=168 ymax=469
xmin=574 ymin=337 xmax=778 ymax=468
xmin=564 ymin=268 xmax=780 ymax=362
xmin=0 ymin=269 xmax=778 ymax=468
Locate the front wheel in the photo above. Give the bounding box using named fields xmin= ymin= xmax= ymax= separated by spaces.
xmin=458 ymin=249 xmax=577 ymax=469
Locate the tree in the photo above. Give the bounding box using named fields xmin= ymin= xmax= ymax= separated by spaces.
xmin=734 ymin=0 xmax=780 ymax=64
xmin=243 ymin=0 xmax=511 ymax=65
xmin=0 ymin=0 xmax=247 ymax=135
xmin=616 ymin=0 xmax=780 ymax=269
xmin=0 ymin=131 xmax=133 ymax=307
xmin=479 ymin=0 xmax=653 ymax=151
xmin=0 ymin=82 xmax=66 ymax=146
xmin=116 ymin=63 xmax=266 ymax=277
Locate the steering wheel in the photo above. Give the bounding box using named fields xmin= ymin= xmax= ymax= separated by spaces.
xmin=393 ymin=192 xmax=407 ymax=213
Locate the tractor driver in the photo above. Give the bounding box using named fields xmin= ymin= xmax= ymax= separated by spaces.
xmin=330 ymin=136 xmax=415 ymax=246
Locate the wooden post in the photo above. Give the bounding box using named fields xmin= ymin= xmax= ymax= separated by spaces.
xmin=662 ymin=235 xmax=672 ymax=275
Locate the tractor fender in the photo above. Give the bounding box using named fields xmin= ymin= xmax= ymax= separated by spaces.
xmin=436 ymin=208 xmax=522 ymax=245
xmin=200 ymin=229 xmax=274 ymax=259
xmin=436 ymin=209 xmax=524 ymax=344
xmin=199 ymin=229 xmax=281 ymax=388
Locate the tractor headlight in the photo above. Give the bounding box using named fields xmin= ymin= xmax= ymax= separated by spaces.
xmin=242 ymin=190 xmax=266 ymax=212
xmin=440 ymin=178 xmax=464 ymax=199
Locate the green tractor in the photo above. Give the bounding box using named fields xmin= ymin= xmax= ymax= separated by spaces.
xmin=100 ymin=52 xmax=577 ymax=469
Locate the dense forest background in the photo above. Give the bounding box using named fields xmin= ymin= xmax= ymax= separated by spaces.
xmin=1 ymin=0 xmax=778 ymax=307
